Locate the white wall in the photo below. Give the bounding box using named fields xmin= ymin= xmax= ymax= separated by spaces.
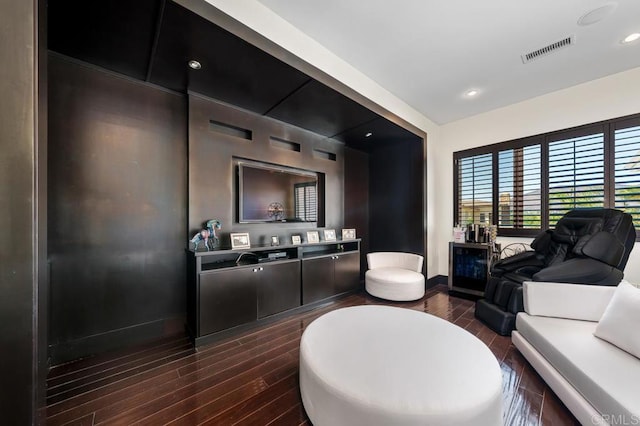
xmin=435 ymin=66 xmax=640 ymax=282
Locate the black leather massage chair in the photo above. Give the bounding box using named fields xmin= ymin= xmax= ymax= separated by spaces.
xmin=475 ymin=208 xmax=636 ymax=335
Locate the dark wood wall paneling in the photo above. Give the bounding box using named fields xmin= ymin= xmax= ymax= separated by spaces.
xmin=344 ymin=147 xmax=370 ymax=278
xmin=0 ymin=2 xmax=430 ymax=423
xmin=44 ymin=0 xmax=427 ymax=373
xmin=44 ymin=56 xmax=426 ymax=367
xmin=37 ymin=0 xmax=49 ymax=420
xmin=0 ymin=0 xmax=43 ymax=423
xmin=43 ymin=61 xmax=427 ymax=366
xmin=188 ymin=93 xmax=345 ymax=246
xmin=369 ymin=139 xmax=425 ymax=257
xmin=47 ymin=56 xmax=188 ymax=364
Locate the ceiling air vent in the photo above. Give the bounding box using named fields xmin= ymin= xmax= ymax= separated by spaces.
xmin=521 ymin=36 xmax=574 ymax=64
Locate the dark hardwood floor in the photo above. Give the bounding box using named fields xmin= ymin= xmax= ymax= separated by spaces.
xmin=46 ymin=285 xmax=580 ymax=425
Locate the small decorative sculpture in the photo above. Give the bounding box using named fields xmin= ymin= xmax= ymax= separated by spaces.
xmin=267 ymin=202 xmax=284 ymax=221
xmin=190 ymin=219 xmax=222 ymax=251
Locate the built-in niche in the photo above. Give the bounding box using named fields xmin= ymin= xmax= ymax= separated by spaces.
xmin=188 ymin=93 xmax=343 ymax=245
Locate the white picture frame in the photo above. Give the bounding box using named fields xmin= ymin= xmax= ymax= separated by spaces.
xmin=306 ymin=231 xmax=320 ymax=244
xmin=342 ymin=228 xmax=356 ymax=240
xmin=230 ymin=232 xmax=251 ymax=249
xmin=291 ymin=235 xmax=302 ymax=245
xmin=324 ymin=229 xmax=337 ymax=242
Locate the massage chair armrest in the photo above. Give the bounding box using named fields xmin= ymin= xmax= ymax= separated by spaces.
xmin=532 ymin=258 xmax=623 ymax=285
xmin=494 ymin=250 xmax=537 ymax=267
xmin=491 ymin=251 xmax=543 ymax=274
xmin=522 ymin=281 xmax=617 ymax=321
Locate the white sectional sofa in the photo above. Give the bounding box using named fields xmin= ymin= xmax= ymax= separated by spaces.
xmin=512 ymin=281 xmax=640 ymax=426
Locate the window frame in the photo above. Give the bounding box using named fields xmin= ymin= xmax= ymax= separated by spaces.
xmin=454 ymin=151 xmax=493 ymax=227
xmin=453 ymin=112 xmax=640 ymax=240
xmin=496 ymin=136 xmax=545 ymax=234
xmin=611 ymin=116 xmax=640 ymax=230
xmin=546 ymin=124 xmax=606 ymax=226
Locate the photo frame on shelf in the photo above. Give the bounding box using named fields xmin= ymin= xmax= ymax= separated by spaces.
xmin=342 ymin=228 xmax=356 ymax=240
xmin=306 ymin=231 xmax=320 ymax=244
xmin=271 ymin=236 xmax=280 ymax=246
xmin=230 ymin=232 xmax=251 ymax=249
xmin=324 ymin=229 xmax=337 ymax=242
xmin=291 ymin=235 xmax=302 ymax=245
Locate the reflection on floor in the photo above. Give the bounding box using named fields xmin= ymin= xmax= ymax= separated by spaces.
xmin=46 ymin=285 xmax=579 ymax=425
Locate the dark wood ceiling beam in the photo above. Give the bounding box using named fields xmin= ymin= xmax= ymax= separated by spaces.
xmin=330 ymin=117 xmax=379 ymax=140
xmin=146 ymin=0 xmax=167 ymax=82
xmin=261 ymin=78 xmax=312 ymax=116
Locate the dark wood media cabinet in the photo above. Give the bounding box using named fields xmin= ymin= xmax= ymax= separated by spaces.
xmin=187 ymin=239 xmax=361 ymax=346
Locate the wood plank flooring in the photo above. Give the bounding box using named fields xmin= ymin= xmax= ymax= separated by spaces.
xmin=46 ymin=285 xmax=580 ymax=425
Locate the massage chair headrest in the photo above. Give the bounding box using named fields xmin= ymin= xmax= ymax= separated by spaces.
xmin=552 ymin=216 xmax=603 ymax=246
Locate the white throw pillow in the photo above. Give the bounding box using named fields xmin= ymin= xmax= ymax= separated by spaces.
xmin=594 ymin=281 xmax=640 ymax=359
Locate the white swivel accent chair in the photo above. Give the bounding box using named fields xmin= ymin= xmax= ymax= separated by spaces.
xmin=365 ymin=252 xmax=425 ymax=301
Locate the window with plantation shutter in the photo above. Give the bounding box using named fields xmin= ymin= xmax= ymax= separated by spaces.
xmin=453 ymin=113 xmax=640 ymax=240
xmin=548 ymin=132 xmax=604 ymax=225
xmin=614 ymin=124 xmax=640 ymax=231
xmin=457 ymin=153 xmax=493 ymax=225
xmin=498 ymin=145 xmax=541 ymax=229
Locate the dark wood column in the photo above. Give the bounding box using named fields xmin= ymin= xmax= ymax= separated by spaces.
xmin=0 ymin=0 xmax=45 ymax=424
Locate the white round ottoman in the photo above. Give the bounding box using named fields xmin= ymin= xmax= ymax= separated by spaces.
xmin=299 ymin=306 xmax=503 ymax=426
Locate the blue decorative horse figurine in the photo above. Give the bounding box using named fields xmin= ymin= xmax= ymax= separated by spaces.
xmin=190 ymin=219 xmax=222 ymax=251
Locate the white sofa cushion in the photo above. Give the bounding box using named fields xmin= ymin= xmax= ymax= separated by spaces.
xmin=594 ymin=281 xmax=640 ymax=359
xmin=516 ymin=313 xmax=640 ymax=420
xmin=522 ymin=281 xmax=616 ymax=321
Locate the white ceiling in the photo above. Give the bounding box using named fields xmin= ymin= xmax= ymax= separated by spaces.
xmin=257 ymin=0 xmax=640 ymax=124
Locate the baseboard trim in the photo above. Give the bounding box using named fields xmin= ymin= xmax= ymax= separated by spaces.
xmin=427 ymin=274 xmax=447 ymax=289
xmin=49 ymin=316 xmax=185 ymax=365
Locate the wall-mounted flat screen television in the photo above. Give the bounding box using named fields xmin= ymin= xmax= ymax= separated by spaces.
xmin=237 ymin=160 xmax=319 ymax=223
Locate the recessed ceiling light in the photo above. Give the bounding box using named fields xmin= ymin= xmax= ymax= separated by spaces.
xmin=577 ymin=2 xmax=617 ymax=26
xmin=188 ymin=60 xmax=202 ymax=70
xmin=365 ymin=132 xmax=373 ymax=138
xmin=465 ymin=90 xmax=478 ymax=98
xmin=622 ymin=33 xmax=640 ymax=44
